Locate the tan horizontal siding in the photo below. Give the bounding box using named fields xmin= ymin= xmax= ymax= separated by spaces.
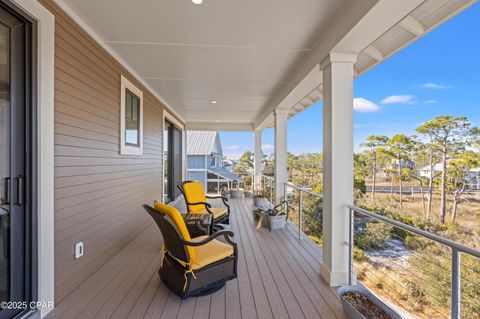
xmin=38 ymin=0 xmax=183 ymax=302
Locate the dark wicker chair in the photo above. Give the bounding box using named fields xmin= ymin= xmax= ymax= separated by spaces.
xmin=143 ymin=203 xmax=237 ymax=299
xmin=177 ymin=181 xmax=231 ymax=230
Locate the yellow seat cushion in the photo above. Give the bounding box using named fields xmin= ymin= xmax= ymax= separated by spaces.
xmin=194 ymin=207 xmax=228 ymax=219
xmin=183 ymin=182 xmax=207 ymax=213
xmin=190 ymin=236 xmax=234 ymax=270
xmin=153 ymin=201 xmax=195 ymax=260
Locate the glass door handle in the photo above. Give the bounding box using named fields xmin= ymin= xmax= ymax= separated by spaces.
xmin=1 ymin=177 xmax=10 ymax=205
xmin=16 ymin=175 xmax=24 ymax=206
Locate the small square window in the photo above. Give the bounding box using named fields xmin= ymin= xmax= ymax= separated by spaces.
xmin=120 ymin=75 xmax=143 ymax=155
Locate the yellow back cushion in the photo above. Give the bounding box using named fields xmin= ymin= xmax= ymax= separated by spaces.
xmin=183 ymin=182 xmax=207 ymax=213
xmin=153 ymin=201 xmax=195 ymax=261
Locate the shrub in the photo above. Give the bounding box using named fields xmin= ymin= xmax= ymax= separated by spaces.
xmin=355 ymin=221 xmax=393 ymax=249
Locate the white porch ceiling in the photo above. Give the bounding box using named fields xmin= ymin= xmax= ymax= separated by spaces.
xmin=57 ymin=0 xmax=351 ymax=129
xmin=56 ymin=0 xmax=477 ymax=131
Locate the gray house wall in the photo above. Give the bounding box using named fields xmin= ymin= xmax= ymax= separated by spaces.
xmin=187 ymin=155 xmax=206 ymax=169
xmin=207 ymin=153 xmax=224 ymax=169
xmin=187 ymin=171 xmax=206 ymax=186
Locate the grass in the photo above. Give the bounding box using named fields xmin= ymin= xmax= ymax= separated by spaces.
xmin=356 ymin=191 xmax=480 ymax=247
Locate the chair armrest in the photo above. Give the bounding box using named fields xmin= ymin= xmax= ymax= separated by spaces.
xmin=186 ymin=201 xmax=212 ymax=209
xmin=182 ymin=231 xmax=235 ymax=247
xmin=206 ymin=195 xmax=227 ymax=200
xmin=206 ymin=195 xmax=230 ymax=210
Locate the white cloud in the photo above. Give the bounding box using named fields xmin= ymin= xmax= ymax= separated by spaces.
xmin=353 ymin=98 xmax=380 ymax=112
xmin=381 ymin=95 xmax=415 ymax=104
xmin=224 ymin=145 xmax=240 ymax=150
xmin=421 ymin=82 xmax=451 ymax=89
xmin=424 ymin=100 xmax=437 ymax=104
xmin=262 ymin=144 xmax=274 ymax=151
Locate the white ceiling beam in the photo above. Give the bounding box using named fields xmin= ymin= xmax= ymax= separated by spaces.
xmin=293 ymin=104 xmax=304 ymax=112
xmin=332 ymin=0 xmax=425 ymax=53
xmin=312 ymin=88 xmax=323 ymax=99
xmin=301 ymin=97 xmax=316 ymax=107
xmin=254 ymin=0 xmax=425 ymax=129
xmin=399 ymin=15 xmax=425 ymax=36
xmin=364 ymin=45 xmax=384 ymax=62
xmin=186 ymin=122 xmax=254 ymax=131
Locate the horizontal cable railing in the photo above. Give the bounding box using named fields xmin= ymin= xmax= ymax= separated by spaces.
xmin=283 ymin=182 xmax=322 ymax=241
xmin=347 ymin=205 xmax=480 ymax=319
xmin=259 ymin=174 xmax=275 ymax=206
xmin=255 ymin=177 xmax=480 ymax=318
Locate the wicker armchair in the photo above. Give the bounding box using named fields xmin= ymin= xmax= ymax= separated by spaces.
xmin=143 ymin=203 xmax=237 ymax=299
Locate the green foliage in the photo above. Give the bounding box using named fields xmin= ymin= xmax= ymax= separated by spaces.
xmin=302 ymin=196 xmax=323 ymax=238
xmin=353 ymin=246 xmax=369 ymax=262
xmin=288 ymin=152 xmax=322 ymax=188
xmin=358 ymin=203 xmax=480 ymax=318
xmin=354 ymin=178 xmax=367 ymax=198
xmin=355 ymin=222 xmax=393 ymax=250
xmin=234 ymin=151 xmax=253 ymax=173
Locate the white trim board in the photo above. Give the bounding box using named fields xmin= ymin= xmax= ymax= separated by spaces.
xmin=162 ymin=110 xmax=186 ymax=204
xmin=120 ymin=75 xmax=144 ymax=155
xmin=11 ymin=0 xmax=55 ymax=317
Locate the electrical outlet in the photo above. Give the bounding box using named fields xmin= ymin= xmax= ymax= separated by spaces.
xmin=74 ymin=242 xmax=84 ymax=259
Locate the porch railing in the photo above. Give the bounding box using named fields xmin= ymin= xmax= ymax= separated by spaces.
xmin=260 ymin=174 xmax=274 ymax=205
xmin=283 ymin=182 xmax=322 ymax=240
xmin=347 ymin=205 xmax=480 ymax=319
xmin=256 ymin=176 xmax=480 ymax=318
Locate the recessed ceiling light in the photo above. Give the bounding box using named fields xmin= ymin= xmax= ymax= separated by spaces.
xmin=216 ymin=120 xmax=220 ymax=123
xmin=191 ymin=0 xmax=203 ymax=4
xmin=211 ymin=100 xmax=217 ymax=104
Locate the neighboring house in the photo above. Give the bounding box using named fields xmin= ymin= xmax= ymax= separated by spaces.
xmin=380 ymin=159 xmax=416 ymax=177
xmin=466 ymin=168 xmax=480 ymax=189
xmin=187 ymin=131 xmax=241 ymax=193
xmin=419 ymin=164 xmax=480 ymax=190
xmin=419 ymin=163 xmax=443 ymax=179
xmin=223 ymin=156 xmax=239 ymax=172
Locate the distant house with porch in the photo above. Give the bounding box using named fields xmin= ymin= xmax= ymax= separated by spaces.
xmin=186 ymin=131 xmax=241 ymax=193
xmin=419 ymin=164 xmax=480 ymax=190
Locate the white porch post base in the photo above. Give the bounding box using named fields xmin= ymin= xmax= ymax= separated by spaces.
xmin=320 ymin=53 xmax=356 ymax=287
xmin=274 ymin=110 xmax=288 ymax=204
xmin=320 ymin=263 xmax=350 ymax=287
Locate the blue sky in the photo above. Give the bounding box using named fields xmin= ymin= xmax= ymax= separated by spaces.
xmin=221 ymin=3 xmax=480 ymax=158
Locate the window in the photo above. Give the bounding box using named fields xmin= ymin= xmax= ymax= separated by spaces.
xmin=210 ymin=156 xmax=217 ymax=167
xmin=125 ymin=89 xmax=140 ymax=146
xmin=120 ymin=75 xmax=143 ymax=155
xmin=164 ymin=119 xmax=183 ymax=202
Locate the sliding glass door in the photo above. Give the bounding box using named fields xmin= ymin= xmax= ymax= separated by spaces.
xmin=164 ymin=121 xmax=183 ymax=202
xmin=0 ymin=2 xmax=35 ymax=318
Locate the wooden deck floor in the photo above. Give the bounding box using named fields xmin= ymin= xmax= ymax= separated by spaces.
xmin=46 ymin=198 xmax=345 ymax=319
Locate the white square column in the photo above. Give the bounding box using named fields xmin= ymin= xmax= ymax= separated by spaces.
xmin=320 ymin=53 xmax=356 ymax=286
xmin=254 ymin=129 xmax=263 ymax=191
xmin=274 ymin=110 xmax=288 ymax=204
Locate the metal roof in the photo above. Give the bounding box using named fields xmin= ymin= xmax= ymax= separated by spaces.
xmin=208 ymin=167 xmax=241 ymax=181
xmin=186 ymin=131 xmax=218 ymax=156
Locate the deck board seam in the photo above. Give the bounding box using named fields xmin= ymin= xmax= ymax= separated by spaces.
xmin=237 ymin=199 xmax=305 ymax=319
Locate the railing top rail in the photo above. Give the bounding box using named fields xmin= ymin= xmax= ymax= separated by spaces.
xmin=348 ymin=205 xmax=480 ymax=259
xmin=284 ymin=182 xmax=323 ymax=199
